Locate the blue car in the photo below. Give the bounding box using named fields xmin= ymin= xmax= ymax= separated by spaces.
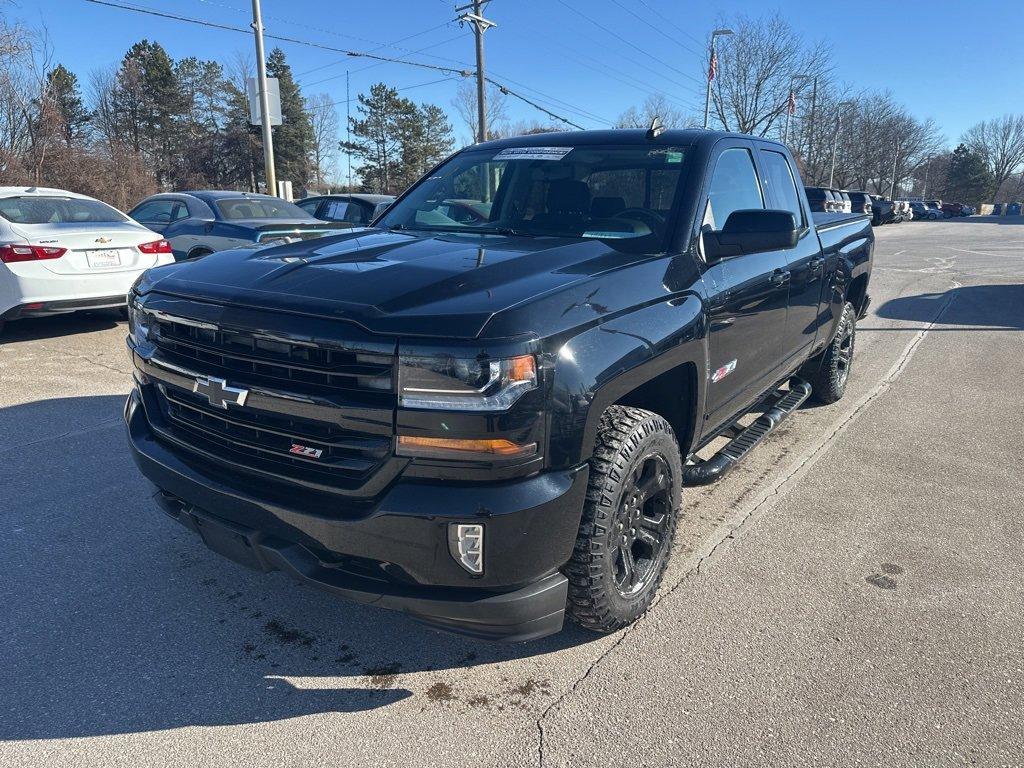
xmin=128 ymin=191 xmax=352 ymax=261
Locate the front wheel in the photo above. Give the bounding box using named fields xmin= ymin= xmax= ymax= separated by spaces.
xmin=565 ymin=406 xmax=682 ymax=633
xmin=808 ymin=301 xmax=856 ymax=404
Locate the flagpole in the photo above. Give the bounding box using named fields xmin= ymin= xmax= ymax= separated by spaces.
xmin=703 ymin=28 xmax=733 ymax=130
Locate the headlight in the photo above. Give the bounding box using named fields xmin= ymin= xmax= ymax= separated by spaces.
xmin=398 ymin=354 xmax=537 ymax=410
xmin=127 ymin=296 xmax=155 ymax=346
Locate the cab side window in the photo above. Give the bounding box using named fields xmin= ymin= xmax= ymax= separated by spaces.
xmin=704 ymin=147 xmax=764 ymax=231
xmin=759 ymin=150 xmax=805 ymax=227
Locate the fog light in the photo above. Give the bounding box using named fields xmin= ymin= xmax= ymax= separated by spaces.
xmin=448 ymin=523 xmax=484 ymax=575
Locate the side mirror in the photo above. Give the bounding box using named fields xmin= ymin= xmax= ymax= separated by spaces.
xmin=704 ymin=209 xmax=799 ymax=262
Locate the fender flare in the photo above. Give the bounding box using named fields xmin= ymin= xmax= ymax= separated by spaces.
xmin=546 ymin=295 xmax=706 ymax=468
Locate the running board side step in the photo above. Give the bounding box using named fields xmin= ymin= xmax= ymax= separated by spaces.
xmin=683 ymin=379 xmax=812 ymax=486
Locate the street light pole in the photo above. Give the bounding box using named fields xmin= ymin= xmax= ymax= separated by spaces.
xmin=250 ymin=0 xmax=275 ymax=194
xmin=703 ymin=28 xmax=733 ymax=130
xmin=829 ymin=101 xmax=854 ymax=188
xmin=889 ymin=139 xmax=901 ymax=200
xmin=457 ymin=1 xmax=496 ymax=143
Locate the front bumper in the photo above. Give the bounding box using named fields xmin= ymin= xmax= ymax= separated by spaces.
xmin=125 ymin=390 xmax=588 ymax=642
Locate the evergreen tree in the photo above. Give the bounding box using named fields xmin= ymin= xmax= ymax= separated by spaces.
xmin=343 ymin=84 xmax=455 ymax=195
xmin=342 ymin=83 xmax=413 ymax=194
xmin=45 ymin=64 xmax=90 ymax=146
xmin=266 ymin=48 xmax=314 ymax=188
xmin=116 ymin=40 xmax=187 ymax=186
xmin=945 ymin=143 xmax=995 ymax=203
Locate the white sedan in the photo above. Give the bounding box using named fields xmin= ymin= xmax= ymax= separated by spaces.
xmin=0 ymin=187 xmax=174 ymax=335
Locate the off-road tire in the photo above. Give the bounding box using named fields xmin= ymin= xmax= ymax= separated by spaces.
xmin=808 ymin=301 xmax=856 ymax=404
xmin=565 ymin=405 xmax=682 ymax=633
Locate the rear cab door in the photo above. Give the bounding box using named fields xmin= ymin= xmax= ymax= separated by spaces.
xmin=754 ymin=144 xmax=827 ymax=366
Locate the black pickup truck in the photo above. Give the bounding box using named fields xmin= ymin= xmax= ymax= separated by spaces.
xmin=125 ymin=128 xmax=873 ymax=642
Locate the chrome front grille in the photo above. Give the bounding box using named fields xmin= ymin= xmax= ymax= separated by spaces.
xmin=138 ymin=303 xmax=398 ymax=494
xmin=153 ymin=317 xmax=393 ymax=400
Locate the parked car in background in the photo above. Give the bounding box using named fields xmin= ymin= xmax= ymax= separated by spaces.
xmin=805 ymin=187 xmax=837 ymax=213
xmin=128 ymin=191 xmax=352 ymax=261
xmin=832 ymin=190 xmax=852 ymax=214
xmin=941 ymin=202 xmax=966 ymax=218
xmin=870 ymin=195 xmax=896 ymax=225
xmin=296 ymin=193 xmax=395 ymax=226
xmin=0 ymin=187 xmax=173 ymax=335
xmin=846 ymin=191 xmax=873 ymax=216
xmin=925 ymin=200 xmax=942 ymax=211
xmin=913 ymin=202 xmax=942 ymax=221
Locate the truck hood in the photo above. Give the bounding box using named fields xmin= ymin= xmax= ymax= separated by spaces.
xmin=139 ymin=228 xmax=641 ymax=339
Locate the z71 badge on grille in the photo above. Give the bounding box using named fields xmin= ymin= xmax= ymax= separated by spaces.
xmin=289 ymin=443 xmax=324 ymax=459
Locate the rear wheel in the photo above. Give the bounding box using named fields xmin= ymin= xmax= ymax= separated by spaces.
xmin=565 ymin=406 xmax=682 ymax=633
xmin=808 ymin=301 xmax=856 ymax=404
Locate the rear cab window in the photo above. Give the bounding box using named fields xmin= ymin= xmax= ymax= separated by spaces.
xmin=759 ymin=149 xmax=806 ymax=228
xmin=216 ymin=198 xmax=312 ymax=220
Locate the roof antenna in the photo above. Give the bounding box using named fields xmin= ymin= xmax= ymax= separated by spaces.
xmin=646 ymin=116 xmax=665 ymax=139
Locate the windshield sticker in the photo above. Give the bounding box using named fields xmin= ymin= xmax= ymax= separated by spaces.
xmin=665 ymin=151 xmax=684 ymax=164
xmin=492 ymin=146 xmax=573 ymax=161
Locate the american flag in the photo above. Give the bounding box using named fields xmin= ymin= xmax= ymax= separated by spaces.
xmin=708 ymin=50 xmax=718 ymax=82
xmin=787 ymin=90 xmax=797 ymax=115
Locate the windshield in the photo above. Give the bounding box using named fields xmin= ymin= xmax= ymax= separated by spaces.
xmin=377 ymin=144 xmax=688 ymax=250
xmin=0 ymin=196 xmax=128 ymax=225
xmin=215 ymin=197 xmax=314 ymax=220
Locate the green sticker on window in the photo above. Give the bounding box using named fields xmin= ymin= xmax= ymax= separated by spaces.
xmin=666 ymin=152 xmax=683 ymax=164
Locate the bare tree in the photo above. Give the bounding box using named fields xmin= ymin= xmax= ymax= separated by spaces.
xmin=615 ymin=94 xmax=693 ymax=129
xmin=962 ymin=115 xmax=1024 ymax=192
xmin=711 ymin=13 xmax=830 ymax=137
xmin=307 ymin=92 xmax=339 ymax=190
xmin=453 ymin=80 xmax=508 ymax=143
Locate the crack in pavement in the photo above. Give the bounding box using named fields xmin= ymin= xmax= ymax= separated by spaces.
xmin=534 ymin=268 xmax=961 ymax=767
xmin=0 ymin=417 xmax=121 ymax=455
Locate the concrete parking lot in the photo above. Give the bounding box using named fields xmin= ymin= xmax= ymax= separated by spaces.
xmin=2 ymin=219 xmax=1022 ymax=767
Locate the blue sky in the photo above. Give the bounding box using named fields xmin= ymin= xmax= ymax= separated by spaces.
xmin=16 ymin=0 xmax=1024 ymax=148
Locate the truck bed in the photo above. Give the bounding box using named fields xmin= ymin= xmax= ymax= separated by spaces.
xmin=811 ymin=211 xmax=871 ymax=231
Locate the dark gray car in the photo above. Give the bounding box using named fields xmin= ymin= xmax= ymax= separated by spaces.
xmin=295 ymin=193 xmax=395 ymax=225
xmin=128 ymin=191 xmax=351 ymax=261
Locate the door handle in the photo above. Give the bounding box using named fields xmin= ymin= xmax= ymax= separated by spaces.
xmin=770 ymin=269 xmax=791 ymax=287
xmin=809 ymin=257 xmax=825 ymax=273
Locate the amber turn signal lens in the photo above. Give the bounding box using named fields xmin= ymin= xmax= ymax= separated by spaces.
xmin=507 ymin=354 xmax=536 ymax=383
xmin=397 ymin=436 xmax=537 ymax=459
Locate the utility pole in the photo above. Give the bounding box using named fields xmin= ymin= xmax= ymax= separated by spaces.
xmin=704 ymin=28 xmax=734 ymax=130
xmin=457 ymin=1 xmax=496 ymax=143
xmin=922 ymin=156 xmax=930 ymax=199
xmin=250 ymin=0 xmax=276 ymax=194
xmin=346 ymin=70 xmax=352 ymax=190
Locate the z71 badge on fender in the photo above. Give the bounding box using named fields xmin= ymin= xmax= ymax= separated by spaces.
xmin=289 ymin=444 xmax=324 ymax=459
xmin=711 ymin=359 xmax=737 ymax=383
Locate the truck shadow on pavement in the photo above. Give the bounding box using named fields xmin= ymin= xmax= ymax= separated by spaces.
xmin=0 ymin=394 xmax=598 ymax=741
xmin=871 ymin=284 xmax=1024 ymax=330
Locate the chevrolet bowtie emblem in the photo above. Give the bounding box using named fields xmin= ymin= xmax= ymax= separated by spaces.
xmin=193 ymin=376 xmax=249 ymax=409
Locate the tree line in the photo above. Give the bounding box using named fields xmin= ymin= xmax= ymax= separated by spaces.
xmin=3 ymin=8 xmax=1023 ymax=209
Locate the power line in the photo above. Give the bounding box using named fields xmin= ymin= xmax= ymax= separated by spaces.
xmin=633 ymin=0 xmax=706 ymax=48
xmin=553 ymin=0 xmax=703 ymax=87
xmin=606 ymin=0 xmax=701 ymax=57
xmin=82 ymin=0 xmax=588 ymax=129
xmin=503 ymin=26 xmax=702 ymax=116
xmin=306 ymin=76 xmax=462 ymax=111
